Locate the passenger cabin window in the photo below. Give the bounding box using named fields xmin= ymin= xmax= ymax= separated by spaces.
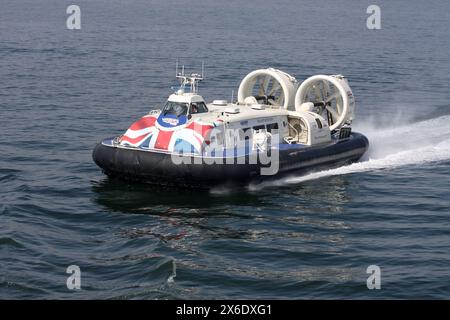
xmin=162 ymin=101 xmax=188 ymax=117
xmin=240 ymin=128 xmax=251 ymax=140
xmin=266 ymin=123 xmax=279 ymax=133
xmin=239 ymin=123 xmax=279 ymax=141
xmin=210 ymin=131 xmax=224 ymax=146
xmin=253 ymin=125 xmax=265 ymax=131
xmin=189 ymin=102 xmax=208 ymax=114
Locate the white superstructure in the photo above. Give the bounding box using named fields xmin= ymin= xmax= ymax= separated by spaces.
xmin=128 ymin=66 xmax=357 ymax=154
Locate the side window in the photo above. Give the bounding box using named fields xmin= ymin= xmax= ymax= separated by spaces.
xmin=253 ymin=125 xmax=265 ymax=131
xmin=190 ymin=103 xmax=198 ymax=114
xmin=210 ymin=131 xmax=224 ymax=146
xmin=197 ymin=102 xmax=208 ymax=113
xmin=266 ymin=123 xmax=279 ymax=133
xmin=190 ymin=102 xmax=208 ymax=114
xmin=239 ymin=127 xmax=251 ymax=140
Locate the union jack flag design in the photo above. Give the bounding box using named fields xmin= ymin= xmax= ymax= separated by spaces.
xmin=119 ymin=115 xmax=214 ymax=154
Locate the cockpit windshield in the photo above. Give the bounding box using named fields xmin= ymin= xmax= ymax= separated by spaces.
xmin=162 ymin=101 xmax=188 ymax=117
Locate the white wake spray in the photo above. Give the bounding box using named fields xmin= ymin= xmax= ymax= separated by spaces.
xmin=248 ymin=115 xmax=450 ymax=190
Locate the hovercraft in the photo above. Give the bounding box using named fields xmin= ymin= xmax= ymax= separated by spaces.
xmin=93 ymin=67 xmax=369 ymax=187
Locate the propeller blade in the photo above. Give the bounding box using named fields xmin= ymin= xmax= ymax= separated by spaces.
xmin=325 ymin=105 xmax=340 ymax=121
xmin=313 ymin=84 xmax=322 ymax=101
xmin=268 ymin=80 xmax=281 ymax=96
xmin=325 ymin=91 xmax=340 ymax=103
xmin=258 ymin=77 xmax=265 ymax=96
xmin=267 ymin=98 xmax=276 ymax=106
xmin=321 ymin=80 xmax=329 ymax=100
xmin=262 ymin=75 xmax=270 ymax=95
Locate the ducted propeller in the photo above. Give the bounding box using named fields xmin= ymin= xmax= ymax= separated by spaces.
xmin=295 ymin=75 xmax=355 ymax=131
xmin=238 ymin=68 xmax=297 ymax=109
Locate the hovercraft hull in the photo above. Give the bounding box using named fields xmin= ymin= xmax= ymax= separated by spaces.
xmin=93 ymin=132 xmax=369 ymax=188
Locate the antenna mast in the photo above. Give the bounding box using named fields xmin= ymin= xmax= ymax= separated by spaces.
xmin=175 ymin=61 xmax=205 ymax=94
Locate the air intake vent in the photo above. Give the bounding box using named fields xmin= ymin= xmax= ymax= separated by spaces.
xmin=224 ymin=107 xmax=240 ymax=114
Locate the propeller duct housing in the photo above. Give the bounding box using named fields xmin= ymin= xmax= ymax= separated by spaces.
xmin=237 ymin=68 xmax=297 ymax=109
xmin=295 ymin=75 xmax=355 ymax=131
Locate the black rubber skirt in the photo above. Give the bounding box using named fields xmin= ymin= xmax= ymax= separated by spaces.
xmin=93 ymin=132 xmax=369 ymax=188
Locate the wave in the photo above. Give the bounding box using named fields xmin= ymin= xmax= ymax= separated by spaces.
xmin=249 ymin=115 xmax=450 ymax=190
